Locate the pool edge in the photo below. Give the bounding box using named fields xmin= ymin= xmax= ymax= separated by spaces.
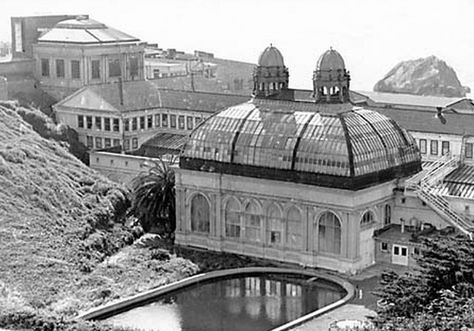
xmin=77 ymin=267 xmax=354 ymax=327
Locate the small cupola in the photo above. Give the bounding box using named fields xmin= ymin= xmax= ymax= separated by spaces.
xmin=313 ymin=48 xmax=351 ymax=103
xmin=253 ymin=44 xmax=289 ymax=97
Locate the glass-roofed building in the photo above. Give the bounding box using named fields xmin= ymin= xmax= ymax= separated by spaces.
xmin=175 ymin=46 xmax=424 ymax=273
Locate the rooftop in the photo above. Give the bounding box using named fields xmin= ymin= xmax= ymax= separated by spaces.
xmin=54 ymin=80 xmax=249 ymax=113
xmin=354 ymin=90 xmax=472 ymax=110
xmin=258 ymin=45 xmax=285 ymax=67
xmin=38 ymin=17 xmax=140 ymax=44
xmin=181 ymin=97 xmax=421 ymax=190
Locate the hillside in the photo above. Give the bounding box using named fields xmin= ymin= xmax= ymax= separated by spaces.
xmin=0 ymin=102 xmax=198 ymax=330
xmin=374 ymin=55 xmax=470 ymax=97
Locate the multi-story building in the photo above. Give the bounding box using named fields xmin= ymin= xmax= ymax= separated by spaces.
xmin=53 ymin=79 xmax=248 ymax=151
xmin=32 ymin=16 xmax=145 ymax=100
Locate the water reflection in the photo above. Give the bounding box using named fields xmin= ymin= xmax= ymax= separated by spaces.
xmin=105 ymin=274 xmax=345 ymax=331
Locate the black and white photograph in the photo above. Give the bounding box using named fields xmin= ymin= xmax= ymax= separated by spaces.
xmin=0 ymin=1 xmax=473 ymax=330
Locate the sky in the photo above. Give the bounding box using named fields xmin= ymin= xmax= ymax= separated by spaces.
xmin=1 ymin=0 xmax=473 ymax=94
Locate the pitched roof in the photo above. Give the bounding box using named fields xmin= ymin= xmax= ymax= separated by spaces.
xmin=55 ymin=80 xmax=249 ymax=113
xmin=38 ymin=18 xmax=139 ymax=44
xmin=368 ymin=105 xmax=474 ymax=135
xmin=354 ymin=90 xmax=472 ymax=110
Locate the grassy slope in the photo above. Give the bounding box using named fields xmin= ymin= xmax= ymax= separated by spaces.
xmin=0 ymin=103 xmax=198 ymax=328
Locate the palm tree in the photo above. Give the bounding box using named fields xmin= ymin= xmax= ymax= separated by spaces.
xmin=129 ymin=157 xmax=176 ymax=235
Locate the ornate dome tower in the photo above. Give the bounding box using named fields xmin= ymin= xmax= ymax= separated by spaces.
xmin=253 ymin=45 xmax=289 ymax=97
xmin=313 ymin=48 xmax=351 ymax=103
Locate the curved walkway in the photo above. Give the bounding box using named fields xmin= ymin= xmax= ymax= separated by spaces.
xmin=291 ymin=304 xmax=376 ymax=331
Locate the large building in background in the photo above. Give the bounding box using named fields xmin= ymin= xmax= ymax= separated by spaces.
xmin=32 ymin=16 xmax=145 ymax=100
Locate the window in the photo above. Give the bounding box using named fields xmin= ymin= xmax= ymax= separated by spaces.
xmin=466 ymin=143 xmax=473 ymax=159
xmin=195 ymin=117 xmax=202 ymax=126
xmin=161 ymin=114 xmax=168 ymax=127
xmin=41 ymin=58 xmax=49 ymax=77
xmin=132 ymin=137 xmax=138 ymax=149
xmin=413 ymin=247 xmax=420 ymax=255
xmin=187 ymin=116 xmax=194 ymax=130
xmin=442 ymin=141 xmax=450 ymax=155
xmin=140 ymin=116 xmax=145 ymax=130
xmin=266 ymin=204 xmax=282 ymax=245
xmin=360 ymin=211 xmax=375 ymax=227
xmin=95 ymin=137 xmax=102 ymax=149
xmin=419 ymin=139 xmax=427 ymax=154
xmin=71 ymin=60 xmax=81 ymax=79
xmin=401 ymin=247 xmax=407 ymax=256
xmin=286 ymin=207 xmax=301 ymax=250
xmin=154 ymin=114 xmax=161 ymax=127
xmin=104 ymin=118 xmax=111 ymax=131
xmin=225 ymin=198 xmax=240 ymax=238
xmin=191 ymin=194 xmax=210 ymax=233
xmin=113 ymin=118 xmax=120 ymax=132
xmin=178 ymin=115 xmax=185 ymax=130
xmin=86 ymin=136 xmax=93 ymax=148
xmin=55 ymin=59 xmax=65 ymax=78
xmin=170 ymin=115 xmax=177 ymax=128
xmin=77 ymin=115 xmax=84 ymax=128
xmin=430 ymin=140 xmax=438 ymax=155
xmin=124 ymin=139 xmax=130 ymax=150
xmin=86 ymin=116 xmax=92 ymax=129
xmin=113 ymin=139 xmax=120 ymax=147
xmin=91 ymin=59 xmax=100 ymax=79
xmin=317 ymin=211 xmax=341 ymax=255
xmin=124 ymin=119 xmax=129 ymax=132
xmin=394 ymin=246 xmax=399 ymax=255
xmin=384 ymin=204 xmax=391 ymax=225
xmin=95 ymin=116 xmax=102 ymax=130
xmin=245 ymin=201 xmax=261 ymax=242
xmin=104 ymin=138 xmax=111 ymax=148
xmin=128 ymin=55 xmax=139 ymax=78
xmin=381 ymin=242 xmax=388 ymax=252
xmin=147 ymin=115 xmax=153 ymax=129
xmin=132 ymin=118 xmax=138 ymax=131
xmin=108 ymin=58 xmax=121 ymax=77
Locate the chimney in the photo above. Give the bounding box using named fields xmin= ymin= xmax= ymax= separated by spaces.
xmin=400 ymin=218 xmax=405 ymax=233
xmin=118 ymin=77 xmax=124 ymax=106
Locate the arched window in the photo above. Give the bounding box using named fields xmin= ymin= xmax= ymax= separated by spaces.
xmin=318 ymin=211 xmax=341 ymax=254
xmin=286 ymin=207 xmax=302 ymax=250
xmin=384 ymin=204 xmax=391 ymax=225
xmin=245 ymin=201 xmax=261 ymax=242
xmin=225 ymin=198 xmax=241 ymax=238
xmin=191 ymin=194 xmax=210 ymax=233
xmin=360 ymin=211 xmax=375 ymax=228
xmin=267 ymin=204 xmax=282 ymax=245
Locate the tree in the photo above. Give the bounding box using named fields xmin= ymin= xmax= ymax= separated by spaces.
xmin=129 ymin=158 xmax=176 ymax=235
xmin=373 ymin=234 xmax=474 ymax=330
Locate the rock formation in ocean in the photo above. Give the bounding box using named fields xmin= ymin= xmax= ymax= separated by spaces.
xmin=374 ymin=56 xmax=470 ymax=97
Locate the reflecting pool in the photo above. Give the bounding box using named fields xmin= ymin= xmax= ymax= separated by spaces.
xmin=103 ymin=273 xmax=345 ymax=331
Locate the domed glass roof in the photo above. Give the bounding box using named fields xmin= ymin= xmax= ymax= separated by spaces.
xmin=258 ymin=45 xmax=285 ymax=67
xmin=317 ymin=48 xmax=346 ymax=71
xmin=181 ymin=99 xmax=421 ymax=190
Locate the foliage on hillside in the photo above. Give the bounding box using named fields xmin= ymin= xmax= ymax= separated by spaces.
xmin=373 ymin=234 xmax=474 ymax=330
xmin=1 ymin=101 xmax=89 ymax=164
xmin=0 ymin=104 xmax=198 ymax=330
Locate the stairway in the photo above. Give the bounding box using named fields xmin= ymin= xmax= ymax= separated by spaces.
xmin=405 ymin=153 xmax=458 ymax=189
xmin=406 ymin=153 xmax=473 ymax=239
